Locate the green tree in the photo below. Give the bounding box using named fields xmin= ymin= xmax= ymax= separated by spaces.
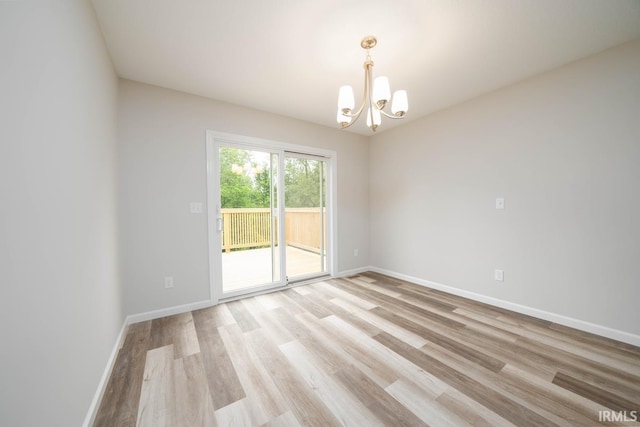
xmin=219 ymin=147 xmax=271 ymax=208
xmin=252 ymin=168 xmax=272 ymax=208
xmin=219 ymin=147 xmax=254 ymax=208
xmin=284 ymin=158 xmax=325 ymax=208
xmin=219 ymin=149 xmax=325 ymax=209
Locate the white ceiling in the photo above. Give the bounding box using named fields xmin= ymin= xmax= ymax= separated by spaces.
xmin=91 ymin=0 xmax=640 ymax=135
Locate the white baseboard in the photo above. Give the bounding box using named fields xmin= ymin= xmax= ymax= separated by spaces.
xmin=334 ymin=266 xmax=371 ymax=278
xmin=125 ymin=299 xmax=213 ymax=324
xmin=82 ymin=320 xmax=128 ymax=427
xmin=368 ymin=266 xmax=640 ymax=347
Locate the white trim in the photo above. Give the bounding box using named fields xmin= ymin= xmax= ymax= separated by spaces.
xmin=205 ymin=133 xmax=221 ymax=305
xmin=335 ymin=266 xmax=371 ymax=278
xmin=368 ymin=266 xmax=640 ymax=347
xmin=207 ymin=131 xmax=335 ymax=158
xmin=125 ymin=299 xmax=213 ymax=324
xmin=82 ymin=320 xmax=128 ymax=427
xmin=327 ymin=154 xmax=338 ymax=278
xmin=277 ymin=150 xmax=287 ymax=288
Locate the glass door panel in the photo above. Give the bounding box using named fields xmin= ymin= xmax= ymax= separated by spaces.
xmin=218 ymin=146 xmax=283 ymax=295
xmin=284 ymin=154 xmax=327 ymax=281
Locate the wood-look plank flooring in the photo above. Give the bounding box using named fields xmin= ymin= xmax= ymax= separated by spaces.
xmin=94 ymin=273 xmax=640 ymax=426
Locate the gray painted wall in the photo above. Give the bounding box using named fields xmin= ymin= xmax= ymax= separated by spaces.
xmin=118 ymin=80 xmax=370 ymax=315
xmin=370 ymin=40 xmax=640 ymax=336
xmin=0 ymin=1 xmax=122 ymax=425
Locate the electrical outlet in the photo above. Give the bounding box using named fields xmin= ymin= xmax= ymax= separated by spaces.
xmin=494 ymin=269 xmax=504 ymax=282
xmin=354 ymin=249 xmax=359 ymax=256
xmin=496 ymin=198 xmax=505 ymax=210
xmin=190 ymin=202 xmax=203 ymax=214
xmin=164 ymin=276 xmax=174 ymax=288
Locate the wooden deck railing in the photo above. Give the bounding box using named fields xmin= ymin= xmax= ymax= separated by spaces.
xmin=221 ymin=208 xmax=325 ymax=253
xmin=284 ymin=208 xmax=326 ymax=253
xmin=221 ymin=208 xmax=272 ymax=252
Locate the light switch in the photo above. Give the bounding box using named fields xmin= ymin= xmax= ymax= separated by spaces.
xmin=164 ymin=276 xmax=174 ymax=288
xmin=496 ymin=198 xmax=505 ymax=210
xmin=190 ymin=202 xmax=203 ymax=214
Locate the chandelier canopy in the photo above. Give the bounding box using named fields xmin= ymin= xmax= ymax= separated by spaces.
xmin=337 ymin=36 xmax=408 ymax=132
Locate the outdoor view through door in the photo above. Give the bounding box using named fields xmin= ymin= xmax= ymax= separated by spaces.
xmin=284 ymin=154 xmax=327 ymax=280
xmin=217 ymin=145 xmax=328 ymax=297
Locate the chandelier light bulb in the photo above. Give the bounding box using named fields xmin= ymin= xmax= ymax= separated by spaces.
xmin=337 ymin=85 xmax=355 ymax=114
xmin=366 ymin=107 xmax=381 ymax=131
xmin=373 ymin=76 xmax=390 ymax=109
xmin=391 ymin=90 xmax=408 ymax=117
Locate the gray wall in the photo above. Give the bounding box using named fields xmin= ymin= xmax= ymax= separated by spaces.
xmin=0 ymin=1 xmax=122 ymax=426
xmin=118 ymin=80 xmax=370 ymax=315
xmin=370 ymin=40 xmax=640 ymax=336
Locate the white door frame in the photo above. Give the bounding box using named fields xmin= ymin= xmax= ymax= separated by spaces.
xmin=206 ymin=131 xmax=337 ymax=304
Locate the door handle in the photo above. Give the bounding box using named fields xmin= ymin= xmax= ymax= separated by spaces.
xmin=217 ymin=217 xmax=223 ymax=232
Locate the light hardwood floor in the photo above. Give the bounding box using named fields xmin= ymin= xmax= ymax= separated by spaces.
xmin=94 ymin=273 xmax=640 ymax=426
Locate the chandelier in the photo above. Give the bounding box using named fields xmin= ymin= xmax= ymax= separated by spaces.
xmin=337 ymin=36 xmax=408 ymax=132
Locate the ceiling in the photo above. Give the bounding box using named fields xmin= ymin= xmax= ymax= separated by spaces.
xmin=91 ymin=0 xmax=640 ymax=135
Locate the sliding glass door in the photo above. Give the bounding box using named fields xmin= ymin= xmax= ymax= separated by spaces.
xmin=207 ymin=133 xmax=333 ymax=301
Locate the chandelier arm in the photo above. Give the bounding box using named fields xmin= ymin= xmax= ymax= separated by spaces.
xmin=354 ymin=58 xmax=371 ymax=118
xmin=339 ymin=107 xmax=364 ymax=128
xmin=340 ymin=94 xmax=366 ymax=123
xmin=340 ymin=58 xmax=370 ymax=121
xmin=344 ymin=97 xmax=366 ymax=118
xmin=378 ymin=109 xmax=405 ymax=119
xmin=366 ymin=61 xmax=376 ymax=130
